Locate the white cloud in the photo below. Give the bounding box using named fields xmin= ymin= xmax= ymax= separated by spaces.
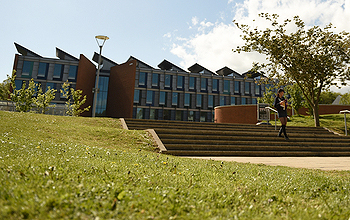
xmin=168 ymin=0 xmax=350 ymax=92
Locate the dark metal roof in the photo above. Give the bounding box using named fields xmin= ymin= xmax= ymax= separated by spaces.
xmin=56 ymin=47 xmax=79 ymax=61
xmin=14 ymin=42 xmax=42 ymax=57
xmin=188 ymin=63 xmax=216 ymax=75
xmin=158 ymin=59 xmax=187 ymax=72
xmin=127 ymin=56 xmax=154 ymax=69
xmin=92 ymin=52 xmax=118 ymax=66
xmin=216 ymin=66 xmax=241 ymax=77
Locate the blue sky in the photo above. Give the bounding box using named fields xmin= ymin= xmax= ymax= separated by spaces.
xmin=1 ymin=0 xmax=349 ymax=93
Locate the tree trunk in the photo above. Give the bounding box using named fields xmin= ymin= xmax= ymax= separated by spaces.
xmin=313 ymin=104 xmax=320 ymax=127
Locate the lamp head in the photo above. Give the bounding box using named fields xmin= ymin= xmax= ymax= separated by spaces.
xmin=95 ymin=35 xmax=109 ymax=47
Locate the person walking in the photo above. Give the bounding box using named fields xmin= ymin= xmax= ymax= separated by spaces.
xmin=274 ymin=88 xmax=289 ymax=140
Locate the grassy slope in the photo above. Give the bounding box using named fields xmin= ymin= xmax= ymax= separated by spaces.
xmin=0 ymin=111 xmax=349 ymax=219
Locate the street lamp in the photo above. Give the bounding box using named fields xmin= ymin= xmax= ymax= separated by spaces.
xmin=92 ymin=35 xmax=109 ymax=117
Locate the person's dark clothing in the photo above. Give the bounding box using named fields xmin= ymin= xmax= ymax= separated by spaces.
xmin=274 ymin=96 xmax=288 ymax=118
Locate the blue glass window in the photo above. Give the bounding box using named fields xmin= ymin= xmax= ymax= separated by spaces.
xmin=196 ymin=94 xmax=202 ymax=107
xmin=241 ymin=97 xmax=246 ymax=105
xmin=212 ymin=79 xmax=218 ymax=92
xmin=14 ymin=80 xmax=22 ymax=90
xmin=255 ymin=84 xmax=260 ymax=95
xmin=201 ymin=78 xmax=207 ymax=91
xmin=245 ymin=82 xmax=251 ymax=94
xmin=234 ymin=81 xmax=240 ymax=93
xmin=220 ymin=96 xmax=225 ymax=106
xmin=189 ymin=77 xmax=196 ymax=90
xmin=165 ymin=75 xmax=172 ymax=88
xmin=37 ymin=62 xmax=49 ymax=79
xmin=177 ymin=75 xmax=184 ymax=89
xmin=231 ymin=97 xmax=236 ymax=105
xmin=22 ymin=61 xmax=33 ymax=78
xmin=159 ymin=91 xmax=166 ymax=105
xmin=208 ymin=95 xmax=214 ymax=108
xmin=139 ymin=72 xmax=147 ymax=86
xmin=172 ymin=92 xmax=178 ymax=106
xmin=252 ymin=98 xmax=257 ymax=104
xmin=46 ymin=82 xmax=55 ymax=91
xmin=184 ymin=93 xmax=190 ymax=107
xmin=96 ymin=76 xmax=109 ymax=116
xmin=146 ymin=90 xmax=153 ymax=104
xmin=136 ymin=108 xmax=143 ymax=119
xmin=224 ymin=80 xmax=230 ymax=94
xmin=134 ymin=90 xmax=140 ymax=103
xmin=53 ymin=64 xmax=63 ymax=80
xmin=68 ymin=65 xmax=78 ymax=81
xmin=152 ymin=73 xmax=159 ymax=87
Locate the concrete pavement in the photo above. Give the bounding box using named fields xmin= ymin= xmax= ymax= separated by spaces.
xmin=189 ymin=157 xmax=350 ymax=171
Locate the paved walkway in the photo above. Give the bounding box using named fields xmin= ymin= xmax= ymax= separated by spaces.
xmin=189 ymin=157 xmax=350 ymax=171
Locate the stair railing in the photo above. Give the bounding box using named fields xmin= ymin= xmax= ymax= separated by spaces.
xmin=265 ymin=107 xmax=278 ymax=130
xmin=339 ymin=110 xmax=350 ymax=136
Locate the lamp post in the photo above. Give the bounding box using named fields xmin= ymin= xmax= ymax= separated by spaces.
xmin=92 ymin=35 xmax=109 ymax=117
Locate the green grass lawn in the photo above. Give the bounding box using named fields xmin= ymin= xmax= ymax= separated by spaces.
xmin=1 ymin=111 xmax=349 ymax=219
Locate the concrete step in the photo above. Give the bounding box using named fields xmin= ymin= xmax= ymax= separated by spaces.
xmin=122 ymin=118 xmax=350 ymax=157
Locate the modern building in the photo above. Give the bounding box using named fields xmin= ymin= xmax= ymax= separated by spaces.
xmin=12 ymin=43 xmax=266 ymax=122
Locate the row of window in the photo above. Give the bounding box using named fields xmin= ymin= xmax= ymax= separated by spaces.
xmin=139 ymin=72 xmax=261 ymax=95
xmin=134 ymin=90 xmax=257 ymax=108
xmin=21 ymin=61 xmax=78 ymax=81
xmin=134 ymin=107 xmax=214 ymax=122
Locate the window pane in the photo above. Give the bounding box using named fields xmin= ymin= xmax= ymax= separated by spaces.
xmin=241 ymin=97 xmax=246 ymax=105
xmin=220 ymin=96 xmax=225 ymax=106
xmin=136 ymin=108 xmax=143 ymax=119
xmin=224 ymin=80 xmax=230 ymax=94
xmin=172 ymin=92 xmax=178 ymax=106
xmin=255 ymin=84 xmax=260 ymax=95
xmin=165 ymin=75 xmax=172 ymax=88
xmin=134 ymin=90 xmax=140 ymax=103
xmin=150 ymin=109 xmax=157 ymax=119
xmin=146 ymin=90 xmax=153 ymax=104
xmin=38 ymin=62 xmax=49 ymax=78
xmin=245 ymin=82 xmax=250 ymax=94
xmin=53 ymin=64 xmax=63 ymax=79
xmin=22 ymin=61 xmax=33 ymax=78
xmin=188 ymin=111 xmax=194 ymax=121
xmin=189 ymin=77 xmax=195 ymax=90
xmin=159 ymin=91 xmax=166 ymax=105
xmin=231 ymin=97 xmax=236 ymax=105
xmin=96 ymin=76 xmax=109 ymax=116
xmin=212 ymin=79 xmax=218 ymax=92
xmin=177 ymin=75 xmax=184 ymax=89
xmin=152 ymin=73 xmax=159 ymax=86
xmin=14 ymin=80 xmax=23 ymax=90
xmin=139 ymin=72 xmax=147 ymax=86
xmin=201 ymin=78 xmax=207 ymax=91
xmin=196 ymin=94 xmax=202 ymax=107
xmin=68 ymin=65 xmax=78 ymax=81
xmin=234 ymin=81 xmax=240 ymax=93
xmin=252 ymin=98 xmax=257 ymax=104
xmin=208 ymin=95 xmax=213 ymax=108
xmin=46 ymin=82 xmax=55 ymax=91
xmin=200 ymin=112 xmax=206 ymax=122
xmin=184 ymin=93 xmax=190 ymax=106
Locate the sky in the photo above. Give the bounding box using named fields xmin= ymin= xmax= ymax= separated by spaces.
xmin=1 ymin=0 xmax=349 ymax=93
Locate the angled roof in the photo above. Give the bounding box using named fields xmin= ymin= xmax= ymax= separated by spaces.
xmin=242 ymin=71 xmax=264 ymax=79
xmin=188 ymin=63 xmax=216 ymax=75
xmin=216 ymin=66 xmax=241 ymax=77
xmin=127 ymin=56 xmax=154 ymax=69
xmin=92 ymin=52 xmax=118 ymax=66
xmin=158 ymin=59 xmax=187 ymax=72
xmin=56 ymin=47 xmax=79 ymax=61
xmin=14 ymin=42 xmax=42 ymax=57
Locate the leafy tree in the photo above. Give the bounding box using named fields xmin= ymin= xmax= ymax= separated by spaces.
xmin=319 ymin=91 xmax=341 ymax=104
xmin=234 ymin=13 xmax=350 ymax=127
xmin=34 ymin=84 xmax=57 ymax=114
xmin=10 ymin=77 xmax=37 ymax=112
xmin=285 ymin=83 xmax=304 ymax=116
xmin=61 ymin=81 xmax=90 ymax=116
xmin=340 ymin=92 xmax=350 ymax=105
xmin=257 ymin=85 xmax=276 ymax=107
xmin=0 ymin=75 xmax=12 ymax=101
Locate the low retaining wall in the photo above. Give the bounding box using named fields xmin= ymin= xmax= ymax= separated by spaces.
xmin=214 ymin=104 xmax=350 ymax=124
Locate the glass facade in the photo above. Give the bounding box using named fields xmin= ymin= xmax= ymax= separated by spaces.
xmin=189 ymin=77 xmax=195 ymax=90
xmin=177 ymin=75 xmax=184 ymax=89
xmin=245 ymin=82 xmax=251 ymax=94
xmin=159 ymin=91 xmax=166 ymax=105
xmin=172 ymin=92 xmax=178 ymax=106
xmin=139 ymin=72 xmax=147 ymax=86
xmin=146 ymin=90 xmax=153 ymax=105
xmin=134 ymin=90 xmax=140 ymax=103
xmin=184 ymin=93 xmax=190 ymax=107
xmin=165 ymin=75 xmax=172 ymax=88
xmin=95 ymin=76 xmax=109 ymax=116
xmin=22 ymin=61 xmax=33 ymax=78
xmin=224 ymin=80 xmax=230 ymax=94
xmin=212 ymin=79 xmax=218 ymax=92
xmin=201 ymin=78 xmax=207 ymax=91
xmin=196 ymin=94 xmax=202 ymax=107
xmin=234 ymin=81 xmax=240 ymax=93
xmin=68 ymin=65 xmax=78 ymax=81
xmin=38 ymin=62 xmax=49 ymax=79
xmin=152 ymin=73 xmax=159 ymax=87
xmin=53 ymin=64 xmax=63 ymax=80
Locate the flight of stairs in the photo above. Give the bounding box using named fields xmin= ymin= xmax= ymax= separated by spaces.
xmin=122 ymin=118 xmax=350 ymax=156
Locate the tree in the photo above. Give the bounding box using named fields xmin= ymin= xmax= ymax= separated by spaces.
xmin=285 ymin=83 xmax=304 ymax=116
xmin=60 ymin=81 xmax=90 ymax=116
xmin=34 ymin=84 xmax=57 ymax=114
xmin=234 ymin=13 xmax=350 ymax=127
xmin=0 ymin=75 xmax=12 ymax=101
xmin=340 ymin=92 xmax=350 ymax=105
xmin=10 ymin=76 xmax=36 ymax=112
xmin=319 ymin=91 xmax=341 ymax=104
xmin=257 ymin=85 xmax=276 ymax=107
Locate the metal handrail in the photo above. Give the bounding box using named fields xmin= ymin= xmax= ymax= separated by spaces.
xmin=265 ymin=107 xmax=278 ymax=130
xmin=339 ymin=110 xmax=350 ymax=136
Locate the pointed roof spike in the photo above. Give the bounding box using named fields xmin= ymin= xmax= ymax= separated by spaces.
xmin=127 ymin=56 xmax=154 ymax=69
xmin=158 ymin=59 xmax=187 ymax=72
xmin=56 ymin=47 xmax=79 ymax=61
xmin=14 ymin=42 xmax=42 ymax=57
